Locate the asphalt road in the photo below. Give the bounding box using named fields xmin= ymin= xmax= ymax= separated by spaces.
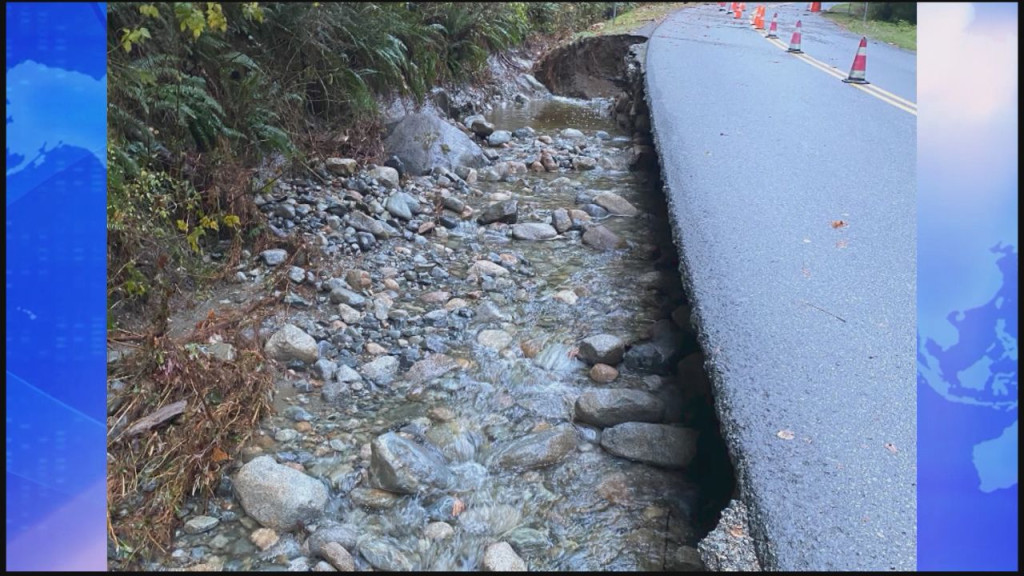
xmin=645 ymin=3 xmax=916 ymax=571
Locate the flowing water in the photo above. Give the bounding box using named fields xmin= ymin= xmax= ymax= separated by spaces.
xmin=159 ymin=96 xmax=735 ymax=572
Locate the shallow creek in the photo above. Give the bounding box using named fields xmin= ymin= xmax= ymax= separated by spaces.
xmin=159 ymin=96 xmax=736 ymax=572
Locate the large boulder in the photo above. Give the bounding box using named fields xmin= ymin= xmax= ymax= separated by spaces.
xmin=234 ymin=456 xmax=328 ymax=531
xmin=369 ymin=432 xmax=453 ymax=494
xmin=385 ymin=112 xmax=487 ymax=176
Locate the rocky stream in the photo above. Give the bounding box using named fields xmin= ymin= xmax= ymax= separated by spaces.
xmin=137 ymin=76 xmax=743 ymax=571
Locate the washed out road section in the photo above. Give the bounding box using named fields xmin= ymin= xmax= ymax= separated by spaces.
xmin=645 ymin=4 xmax=916 ymax=571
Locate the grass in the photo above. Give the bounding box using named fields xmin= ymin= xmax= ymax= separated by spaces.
xmin=823 ymin=3 xmax=916 ymax=51
xmin=574 ymin=2 xmax=691 ymax=39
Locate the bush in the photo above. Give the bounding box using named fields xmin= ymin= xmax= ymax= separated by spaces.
xmin=867 ymin=2 xmax=916 ymax=24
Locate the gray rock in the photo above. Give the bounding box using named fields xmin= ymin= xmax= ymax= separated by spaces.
xmin=307 ymin=523 xmax=359 ymax=557
xmin=423 ymin=521 xmax=454 ymax=540
xmin=261 ymin=249 xmax=288 ymax=266
xmin=487 ymin=130 xmax=513 ymax=147
xmin=505 ymin=527 xmax=550 ymax=554
xmin=369 ymin=432 xmax=453 ymax=494
xmin=560 ymin=128 xmax=585 ymax=140
xmin=512 ymin=126 xmax=536 ymax=139
xmin=468 ymin=260 xmax=509 ymax=278
xmin=551 ymin=208 xmax=572 ymax=233
xmin=206 ymin=342 xmax=237 ymax=362
xmin=336 ymin=364 xmax=362 ymax=383
xmin=385 ymin=112 xmax=486 ymax=176
xmin=329 ymin=287 xmax=366 ymax=308
xmin=580 ymin=203 xmax=610 ymax=219
xmin=594 ymin=192 xmax=639 ymax=216
xmin=321 ymin=380 xmax=347 ymax=403
xmin=483 ymin=542 xmax=527 ymax=571
xmin=478 ymin=200 xmax=518 ymax=225
xmin=575 ymin=389 xmax=665 ymax=428
xmin=325 ymin=158 xmax=358 ymax=176
xmin=385 ymin=193 xmax=413 ymax=220
xmin=320 ymin=542 xmax=355 ymax=571
xmin=578 ymin=334 xmax=626 ymax=365
xmin=512 ymin=222 xmax=558 ymax=241
xmin=477 ymin=329 xmax=513 ymax=351
xmin=348 ymin=211 xmax=389 ymax=239
xmin=234 ymin=456 xmax=328 ymax=531
xmin=265 ymin=324 xmax=319 ymax=364
xmin=275 ymin=428 xmax=299 ymax=443
xmin=288 ymin=266 xmax=307 ymax=284
xmin=623 ymin=339 xmax=679 ymax=375
xmin=582 ymin=225 xmax=624 ymax=251
xmin=360 ymin=356 xmax=400 ymax=385
xmin=489 ymin=424 xmax=577 ymax=470
xmin=184 ymin=516 xmax=220 ymax=535
xmin=599 ymin=423 xmax=698 ymax=469
xmin=470 ymin=118 xmax=496 ymax=137
xmin=404 ymin=354 xmax=459 ymax=385
xmin=357 ymin=537 xmax=414 ymax=572
xmin=573 ymin=156 xmax=597 ymax=171
xmin=337 ymin=304 xmax=362 ymax=324
xmin=313 ymin=359 xmax=338 ymax=381
xmin=367 ymin=166 xmax=400 ymax=189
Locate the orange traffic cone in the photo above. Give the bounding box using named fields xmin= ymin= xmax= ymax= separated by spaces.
xmin=734 ymin=5 xmax=742 ymax=19
xmin=753 ymin=6 xmax=766 ymax=30
xmin=719 ymin=2 xmax=727 ymax=12
xmin=842 ymin=37 xmax=870 ymax=84
xmin=809 ymin=2 xmax=822 ymax=13
xmin=787 ymin=20 xmax=803 ymax=53
xmin=766 ymin=12 xmax=779 ymax=38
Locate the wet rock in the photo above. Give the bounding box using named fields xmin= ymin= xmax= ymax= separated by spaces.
xmin=360 ymin=356 xmax=399 ymax=385
xmin=483 ymin=542 xmax=527 ymax=571
xmin=265 ymin=324 xmax=319 ymax=364
xmin=349 ymin=487 xmax=402 ymax=510
xmin=357 ymin=537 xmax=414 ymax=572
xmin=320 ymin=542 xmax=355 ymax=572
xmin=307 ymin=523 xmax=359 ymax=557
xmin=470 ymin=118 xmax=495 ymax=137
xmin=184 ymin=516 xmax=219 ymax=534
xmin=367 ymin=166 xmax=400 ymax=189
xmin=234 ymin=456 xmax=328 ymax=531
xmin=405 ymin=354 xmax=459 ymax=385
xmin=671 ymin=304 xmax=692 ymax=330
xmin=478 ymin=200 xmax=518 ymax=225
xmin=469 ymin=260 xmax=509 ymax=278
xmin=568 ymin=209 xmax=592 ymax=229
xmin=489 ymin=423 xmax=577 ymax=470
xmin=459 ymin=504 xmax=522 ymax=536
xmin=325 ymin=158 xmax=357 ymax=176
xmin=505 ymin=527 xmax=550 ymax=554
xmin=487 ymin=130 xmax=513 ymax=147
xmin=369 ymin=432 xmax=453 ymax=494
xmin=599 ymin=423 xmax=698 ymax=469
xmin=423 ymin=521 xmax=454 ymax=540
xmin=667 ymin=545 xmax=705 ymax=572
xmin=261 ymin=249 xmax=288 ymax=266
xmin=553 ymin=290 xmax=578 ymax=305
xmin=385 ymin=111 xmax=486 ymax=176
xmin=348 ymin=211 xmax=390 ymax=239
xmin=560 ymin=128 xmax=585 ymax=140
xmin=623 ymin=339 xmax=678 ymax=375
xmin=250 ymin=527 xmax=280 ymax=551
xmin=312 ymin=560 xmax=336 ymax=572
xmin=477 ymin=329 xmax=513 ymax=351
xmin=594 ymin=192 xmax=639 ymax=216
xmin=582 ymin=225 xmax=625 ymax=251
xmin=512 ymin=222 xmax=558 ymax=241
xmin=589 ymin=363 xmax=618 ymax=383
xmin=534 ymin=342 xmax=584 ymax=372
xmin=573 ymin=156 xmax=597 ymax=171
xmin=575 ymin=389 xmax=665 ymax=428
xmin=551 ymin=208 xmax=572 ymax=233
xmin=512 ymin=126 xmax=535 ymax=139
xmin=578 ymin=334 xmax=626 ymax=365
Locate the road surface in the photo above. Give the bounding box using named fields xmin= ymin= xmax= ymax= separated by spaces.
xmin=645 ymin=2 xmax=916 ymax=571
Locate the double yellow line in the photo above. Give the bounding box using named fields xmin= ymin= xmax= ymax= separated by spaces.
xmin=763 ymin=35 xmax=918 ymax=116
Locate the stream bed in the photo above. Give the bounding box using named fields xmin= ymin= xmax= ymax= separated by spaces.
xmin=152 ymin=95 xmax=736 ymax=572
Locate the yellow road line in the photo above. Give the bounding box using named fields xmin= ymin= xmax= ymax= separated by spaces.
xmin=762 ymin=33 xmax=917 ymax=116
